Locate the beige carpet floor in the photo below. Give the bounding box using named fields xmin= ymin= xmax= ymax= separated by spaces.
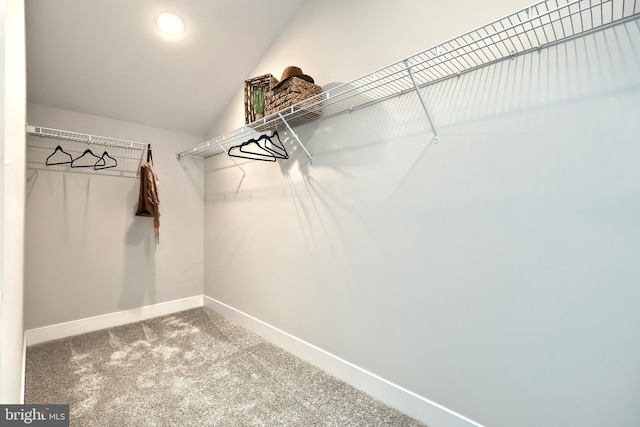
xmin=25 ymin=308 xmax=425 ymax=426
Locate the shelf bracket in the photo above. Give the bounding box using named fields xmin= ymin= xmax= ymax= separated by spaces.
xmin=278 ymin=112 xmax=313 ymax=163
xmin=404 ymin=60 xmax=440 ymax=143
xmin=138 ymin=145 xmax=147 ymax=177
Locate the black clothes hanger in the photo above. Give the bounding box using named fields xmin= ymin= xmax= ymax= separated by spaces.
xmin=146 ymin=144 xmax=153 ymax=166
xmin=46 ymin=145 xmax=73 ymax=166
xmin=70 ymin=149 xmax=102 ymax=168
xmin=229 ymin=134 xmax=277 ymax=162
xmin=228 ymin=131 xmax=288 ymax=162
xmin=94 ymin=150 xmax=118 ymax=170
xmin=229 ymin=142 xmax=277 ymax=162
xmin=259 ymin=130 xmax=288 ymax=159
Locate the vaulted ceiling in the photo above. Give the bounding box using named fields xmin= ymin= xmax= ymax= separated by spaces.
xmin=25 ymin=0 xmax=305 ymax=136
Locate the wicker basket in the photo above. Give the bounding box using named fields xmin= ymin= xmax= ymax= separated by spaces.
xmin=265 ymin=77 xmax=322 ymax=126
xmin=244 ymin=74 xmax=279 ymax=124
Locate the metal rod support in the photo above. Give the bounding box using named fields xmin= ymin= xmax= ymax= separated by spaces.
xmin=404 ymin=60 xmax=440 ymax=143
xmin=138 ymin=149 xmax=146 ymax=177
xmin=278 ymin=113 xmax=313 ymax=163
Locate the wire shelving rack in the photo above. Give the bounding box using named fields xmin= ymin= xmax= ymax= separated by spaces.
xmin=26 ymin=125 xmax=150 ymax=177
xmin=177 ymin=0 xmax=640 ymax=161
xmin=27 ymin=125 xmax=150 ymax=151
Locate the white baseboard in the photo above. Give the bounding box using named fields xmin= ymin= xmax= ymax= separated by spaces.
xmin=26 ymin=295 xmax=203 ymax=346
xmin=203 ymin=295 xmax=483 ymax=427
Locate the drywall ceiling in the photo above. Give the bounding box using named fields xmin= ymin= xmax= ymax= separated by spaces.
xmin=25 ymin=0 xmax=305 ymax=136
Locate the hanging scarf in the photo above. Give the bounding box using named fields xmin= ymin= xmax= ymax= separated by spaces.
xmin=136 ymin=161 xmax=160 ymax=243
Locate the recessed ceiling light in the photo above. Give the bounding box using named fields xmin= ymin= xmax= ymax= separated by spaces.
xmin=157 ymin=12 xmax=184 ymax=35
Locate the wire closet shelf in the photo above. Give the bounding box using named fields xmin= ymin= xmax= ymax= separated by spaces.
xmin=26 ymin=125 xmax=151 ymax=177
xmin=26 ymin=125 xmax=149 ymax=151
xmin=177 ymin=0 xmax=640 ymax=159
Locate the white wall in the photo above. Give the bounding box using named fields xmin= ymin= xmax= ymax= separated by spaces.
xmin=0 ymin=0 xmax=26 ymax=404
xmin=203 ymin=2 xmax=640 ymax=427
xmin=25 ymin=104 xmax=204 ymax=329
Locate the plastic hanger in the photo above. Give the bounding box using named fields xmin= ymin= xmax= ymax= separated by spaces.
xmin=145 ymin=144 xmax=153 ymax=166
xmin=94 ymin=150 xmax=118 ymax=170
xmin=71 ymin=149 xmax=102 ymax=168
xmin=229 ymin=131 xmax=288 ymax=162
xmin=46 ymin=145 xmax=73 ymax=166
xmin=229 ymin=143 xmax=276 ymax=162
xmin=259 ymin=130 xmax=288 ymax=159
xmin=240 ymin=137 xmax=278 ymax=157
xmin=229 ymin=135 xmax=277 ymax=162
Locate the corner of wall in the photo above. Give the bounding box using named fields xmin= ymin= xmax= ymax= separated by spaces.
xmin=0 ymin=0 xmax=27 ymax=405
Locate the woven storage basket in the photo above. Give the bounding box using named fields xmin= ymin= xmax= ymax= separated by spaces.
xmin=265 ymin=77 xmax=322 ymax=126
xmin=244 ymin=74 xmax=279 ymax=124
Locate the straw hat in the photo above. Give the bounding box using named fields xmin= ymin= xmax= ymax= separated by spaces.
xmin=273 ymin=66 xmax=315 ymax=89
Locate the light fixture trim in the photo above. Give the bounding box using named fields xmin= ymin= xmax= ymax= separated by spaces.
xmin=157 ymin=12 xmax=185 ymax=35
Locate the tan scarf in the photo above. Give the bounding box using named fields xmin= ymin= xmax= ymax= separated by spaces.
xmin=136 ymin=161 xmax=160 ymax=243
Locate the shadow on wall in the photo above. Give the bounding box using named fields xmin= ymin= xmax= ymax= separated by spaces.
xmin=178 ymin=155 xmax=205 ymax=200
xmin=278 ymin=83 xmax=439 ymax=281
xmin=120 ymin=183 xmax=157 ymax=311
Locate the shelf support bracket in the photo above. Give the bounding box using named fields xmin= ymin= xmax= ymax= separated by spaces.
xmin=278 ymin=112 xmax=313 ymax=163
xmin=404 ymin=60 xmax=440 ymax=143
xmin=137 ymin=145 xmax=147 ymax=177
